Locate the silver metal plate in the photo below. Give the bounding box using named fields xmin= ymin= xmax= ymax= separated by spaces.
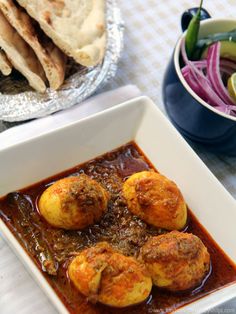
xmin=0 ymin=0 xmax=124 ymax=122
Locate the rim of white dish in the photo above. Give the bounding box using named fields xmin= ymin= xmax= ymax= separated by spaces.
xmin=174 ymin=18 xmax=236 ymax=122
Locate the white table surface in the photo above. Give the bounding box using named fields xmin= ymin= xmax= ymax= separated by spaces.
xmin=1 ymin=0 xmax=236 ymax=313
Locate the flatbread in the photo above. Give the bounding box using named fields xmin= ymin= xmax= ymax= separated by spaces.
xmin=0 ymin=10 xmax=46 ymax=92
xmin=16 ymin=0 xmax=106 ymax=67
xmin=0 ymin=49 xmax=12 ymax=75
xmin=0 ymin=0 xmax=66 ymax=90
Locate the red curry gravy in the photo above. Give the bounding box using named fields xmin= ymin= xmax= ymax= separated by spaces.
xmin=0 ymin=142 xmax=236 ymax=314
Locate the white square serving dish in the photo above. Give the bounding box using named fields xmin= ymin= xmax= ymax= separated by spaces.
xmin=0 ymin=96 xmax=236 ymax=314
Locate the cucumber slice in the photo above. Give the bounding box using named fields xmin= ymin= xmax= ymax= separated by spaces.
xmin=201 ymin=41 xmax=236 ymax=60
xmin=219 ymin=41 xmax=236 ymax=60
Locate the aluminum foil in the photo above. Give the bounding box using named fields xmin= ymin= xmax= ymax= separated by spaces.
xmin=0 ymin=0 xmax=124 ymax=122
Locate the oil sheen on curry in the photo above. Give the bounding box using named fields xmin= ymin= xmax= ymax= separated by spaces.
xmin=0 ymin=142 xmax=236 ymax=314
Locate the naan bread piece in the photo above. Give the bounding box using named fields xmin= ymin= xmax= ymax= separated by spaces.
xmin=0 ymin=0 xmax=66 ymax=90
xmin=0 ymin=49 xmax=12 ymax=75
xmin=0 ymin=10 xmax=46 ymax=92
xmin=16 ymin=0 xmax=106 ymax=67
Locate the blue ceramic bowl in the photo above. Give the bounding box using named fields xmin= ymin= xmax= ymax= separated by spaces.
xmin=163 ymin=10 xmax=236 ymax=156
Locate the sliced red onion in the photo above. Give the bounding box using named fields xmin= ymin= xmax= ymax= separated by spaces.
xmin=182 ymin=62 xmax=206 ymax=75
xmin=183 ymin=69 xmax=207 ymax=100
xmin=181 ymin=39 xmax=236 ymax=116
xmin=219 ymin=66 xmax=234 ymax=76
xmin=191 ymin=68 xmax=230 ymax=111
xmin=220 ymin=60 xmax=236 ymax=79
xmin=181 ymin=41 xmax=211 ymax=84
xmin=182 ymin=52 xmax=233 ymax=77
xmin=192 ymin=60 xmax=207 ymax=68
xmin=220 ymin=58 xmax=236 ymax=72
xmin=207 ymin=42 xmax=235 ymax=106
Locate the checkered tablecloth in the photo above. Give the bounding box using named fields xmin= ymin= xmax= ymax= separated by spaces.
xmin=1 ymin=1 xmax=236 ymax=313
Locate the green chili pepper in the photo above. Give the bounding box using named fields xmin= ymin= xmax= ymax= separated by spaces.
xmin=185 ymin=0 xmax=203 ymax=59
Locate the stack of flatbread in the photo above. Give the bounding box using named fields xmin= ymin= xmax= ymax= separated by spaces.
xmin=0 ymin=0 xmax=106 ymax=92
